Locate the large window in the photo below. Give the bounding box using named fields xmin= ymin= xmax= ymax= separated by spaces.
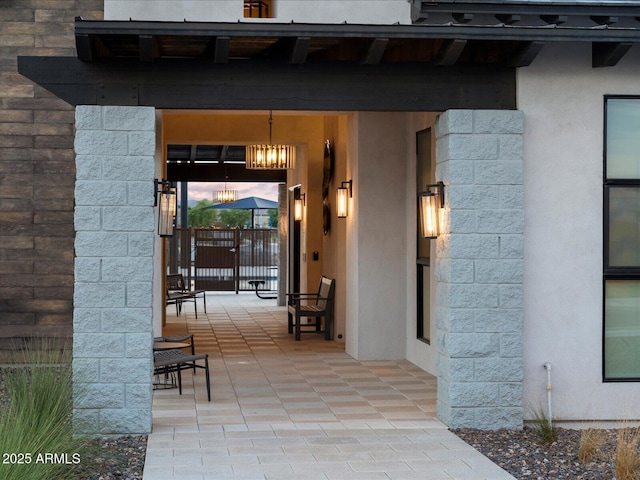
xmin=604 ymin=96 xmax=640 ymax=381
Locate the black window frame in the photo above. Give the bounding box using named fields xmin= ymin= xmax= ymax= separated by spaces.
xmin=603 ymin=94 xmax=640 ymax=382
xmin=416 ymin=128 xmax=432 ymax=344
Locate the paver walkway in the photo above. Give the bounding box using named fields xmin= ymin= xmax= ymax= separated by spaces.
xmin=143 ymin=293 xmax=515 ymax=480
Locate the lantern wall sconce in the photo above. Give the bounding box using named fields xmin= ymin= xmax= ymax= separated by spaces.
xmin=418 ymin=181 xmax=445 ymax=239
xmin=246 ymin=111 xmax=296 ymax=169
xmin=336 ymin=180 xmax=352 ymax=218
xmin=154 ymin=179 xmax=177 ymax=237
xmin=294 ymin=193 xmax=306 ymax=222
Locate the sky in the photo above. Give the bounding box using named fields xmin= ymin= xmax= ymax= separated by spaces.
xmin=186 ymin=182 xmax=280 ymax=204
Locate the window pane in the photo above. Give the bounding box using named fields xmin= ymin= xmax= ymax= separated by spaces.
xmin=608 ymin=187 xmax=640 ymax=267
xmin=605 ymin=280 xmax=640 ymax=379
xmin=417 ymin=129 xmax=432 ymax=259
xmin=607 ymin=98 xmax=640 ymax=179
xmin=417 ymin=264 xmax=430 ymax=343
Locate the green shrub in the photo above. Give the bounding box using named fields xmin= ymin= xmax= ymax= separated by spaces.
xmin=529 ymin=408 xmax=558 ymax=446
xmin=0 ymin=338 xmax=91 ymax=480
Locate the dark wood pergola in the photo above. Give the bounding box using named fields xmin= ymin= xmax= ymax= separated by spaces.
xmin=18 ymin=1 xmax=640 ymax=111
xmin=15 ymin=1 xmax=640 ymax=183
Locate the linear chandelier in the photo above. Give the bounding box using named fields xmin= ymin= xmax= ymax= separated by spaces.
xmin=246 ymin=111 xmax=295 ymax=170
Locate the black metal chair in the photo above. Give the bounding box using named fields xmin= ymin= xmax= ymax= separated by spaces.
xmin=287 ymin=276 xmax=335 ymax=341
xmin=154 ymin=334 xmax=195 ymax=355
xmin=153 ymin=349 xmax=211 ymax=401
xmin=166 ymin=274 xmax=206 ymax=319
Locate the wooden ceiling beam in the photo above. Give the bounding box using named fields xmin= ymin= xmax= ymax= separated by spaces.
xmin=139 ymin=35 xmax=154 ymax=63
xmin=540 ymin=15 xmax=568 ymax=25
xmin=593 ymin=42 xmax=632 ymax=68
xmin=214 ymin=36 xmax=230 ymax=63
xmin=76 ymin=33 xmax=93 ymax=62
xmin=495 ymin=14 xmax=521 ymax=25
xmin=289 ymin=36 xmax=310 ymax=64
xmin=508 ymin=41 xmax=545 ymax=68
xmin=453 ymin=13 xmax=474 ymax=24
xmin=591 ymin=16 xmax=618 ymax=26
xmin=361 ymin=38 xmax=388 ymax=65
xmin=167 ymin=162 xmax=287 ymax=183
xmin=435 ymin=39 xmax=467 ymax=66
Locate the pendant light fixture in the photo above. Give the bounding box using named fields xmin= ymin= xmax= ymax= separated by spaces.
xmin=246 ymin=111 xmax=295 ymax=169
xmin=213 ymin=176 xmax=237 ymax=204
xmin=213 ymin=160 xmax=237 ymax=204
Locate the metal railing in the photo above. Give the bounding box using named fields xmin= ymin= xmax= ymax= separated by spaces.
xmin=169 ymin=228 xmax=278 ymax=293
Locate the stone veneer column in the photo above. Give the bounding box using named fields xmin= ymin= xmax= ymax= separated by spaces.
xmin=435 ymin=110 xmax=524 ymax=430
xmin=73 ymin=106 xmax=156 ymax=435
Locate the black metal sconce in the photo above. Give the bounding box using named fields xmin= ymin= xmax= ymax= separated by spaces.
xmin=154 ymin=179 xmax=177 ymax=237
xmin=336 ymin=180 xmax=352 ymax=218
xmin=418 ymin=181 xmax=445 ymax=238
xmin=294 ymin=193 xmax=306 ymax=222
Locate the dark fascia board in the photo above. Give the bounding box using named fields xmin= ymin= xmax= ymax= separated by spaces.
xmin=74 ymin=19 xmax=640 ymax=45
xmin=17 ymin=56 xmax=516 ymax=111
xmin=417 ymin=1 xmax=640 ymax=17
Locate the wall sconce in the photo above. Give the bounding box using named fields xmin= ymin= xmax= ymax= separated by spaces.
xmin=418 ymin=181 xmax=445 ymax=238
xmin=154 ymin=179 xmax=177 ymax=237
xmin=246 ymin=111 xmax=296 ymax=169
xmin=336 ymin=180 xmax=352 ymax=218
xmin=294 ymin=193 xmax=306 ymax=222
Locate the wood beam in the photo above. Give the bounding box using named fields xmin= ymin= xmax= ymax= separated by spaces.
xmin=435 ymin=39 xmax=467 ymax=66
xmin=139 ymin=35 xmax=154 ymax=63
xmin=76 ymin=34 xmax=93 ymax=62
xmin=592 ymin=42 xmax=632 ymax=68
xmin=495 ymin=14 xmax=521 ymax=25
xmin=214 ymin=36 xmax=230 ymax=63
xmin=540 ymin=15 xmax=568 ymax=25
xmin=453 ymin=13 xmax=474 ymax=24
xmin=361 ymin=38 xmax=388 ymax=65
xmin=289 ymin=37 xmax=310 ymax=64
xmin=167 ymin=162 xmax=287 ymax=183
xmin=508 ymin=41 xmax=545 ymax=68
xmin=591 ymin=16 xmax=618 ymax=26
xmin=18 ymin=56 xmax=517 ymax=111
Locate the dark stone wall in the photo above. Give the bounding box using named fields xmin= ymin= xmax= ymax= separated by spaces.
xmin=0 ymin=0 xmax=103 ymax=351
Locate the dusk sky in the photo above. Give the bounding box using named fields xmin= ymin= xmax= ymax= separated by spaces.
xmin=186 ymin=182 xmax=280 ymax=203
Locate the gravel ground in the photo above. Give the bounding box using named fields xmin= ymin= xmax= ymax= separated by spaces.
xmin=454 ymin=427 xmax=623 ymax=480
xmin=81 ymin=436 xmax=147 ymax=480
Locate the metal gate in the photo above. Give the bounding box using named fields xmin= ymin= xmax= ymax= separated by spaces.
xmin=168 ymin=228 xmax=278 ymax=293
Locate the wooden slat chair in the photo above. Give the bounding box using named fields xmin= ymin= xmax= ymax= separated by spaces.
xmin=153 ymin=349 xmax=211 ymax=401
xmin=287 ymin=276 xmax=335 ymax=341
xmin=166 ymin=274 xmax=207 ymax=319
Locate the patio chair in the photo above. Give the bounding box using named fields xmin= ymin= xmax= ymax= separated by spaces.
xmin=287 ymin=276 xmax=335 ymax=341
xmin=154 ymin=333 xmax=195 ymax=355
xmin=166 ymin=274 xmax=207 ymax=319
xmin=153 ymin=349 xmax=211 ymax=401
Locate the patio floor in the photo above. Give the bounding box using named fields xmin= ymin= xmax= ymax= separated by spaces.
xmin=143 ymin=293 xmax=515 ymax=480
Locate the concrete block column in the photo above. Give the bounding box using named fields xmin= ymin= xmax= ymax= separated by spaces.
xmin=435 ymin=110 xmax=524 ymax=430
xmin=73 ymin=106 xmax=156 ymax=435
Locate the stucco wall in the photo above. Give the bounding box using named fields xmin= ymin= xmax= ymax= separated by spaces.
xmin=346 ymin=112 xmax=408 ymax=360
xmin=519 ymin=43 xmax=640 ymax=422
xmin=105 ymin=0 xmax=411 ymax=24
